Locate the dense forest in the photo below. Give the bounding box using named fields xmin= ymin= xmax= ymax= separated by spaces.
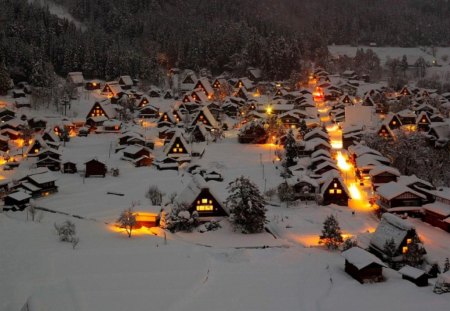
xmin=1 ymin=0 xmax=449 ymax=87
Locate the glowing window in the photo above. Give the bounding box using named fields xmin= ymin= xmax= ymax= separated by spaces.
xmin=406 ymin=238 xmax=412 ymax=244
xmin=336 ymin=189 xmax=342 ymax=194
xmin=402 ymin=246 xmax=408 ymax=254
xmin=202 ymin=198 xmax=208 ymax=204
xmin=334 ymin=183 xmax=337 ymax=188
xmin=176 ymin=144 xmax=179 ymax=147
xmin=329 ymin=189 xmax=335 ymax=194
xmin=172 ymin=148 xmax=177 ymax=152
xmin=196 ymin=204 xmax=213 ymax=211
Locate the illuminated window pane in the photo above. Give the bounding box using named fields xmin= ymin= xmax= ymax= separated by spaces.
xmin=406 ymin=238 xmax=412 ymax=244
xmin=402 ymin=246 xmax=408 ymax=254
xmin=172 ymin=148 xmax=177 ymax=152
xmin=337 ymin=189 xmax=342 ymax=194
xmin=329 ymin=189 xmax=335 ymax=194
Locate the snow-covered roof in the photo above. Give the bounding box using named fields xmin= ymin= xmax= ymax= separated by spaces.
xmin=423 ymin=202 xmax=450 ymax=217
xmin=27 ymin=172 xmax=57 ymax=185
xmin=119 ymin=75 xmax=133 ymax=86
xmin=370 ymin=213 xmax=415 ymax=251
xmin=377 ymin=181 xmax=426 ymax=200
xmin=398 ymin=265 xmax=427 ymax=279
xmin=67 ymin=72 xmax=84 ymax=84
xmin=397 ymin=175 xmax=434 ymax=189
xmin=175 ymin=175 xmax=221 ymax=208
xmin=6 ymin=190 xmax=31 ymax=201
xmin=342 ymin=247 xmax=386 ymax=270
xmin=369 ymin=165 xmax=400 ymax=177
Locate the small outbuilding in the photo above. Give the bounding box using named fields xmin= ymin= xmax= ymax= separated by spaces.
xmin=4 ymin=191 xmax=31 ymax=211
xmin=398 ymin=265 xmax=429 ymax=287
xmin=84 ymin=159 xmax=107 ymax=177
xmin=342 ymin=247 xmax=387 ymax=284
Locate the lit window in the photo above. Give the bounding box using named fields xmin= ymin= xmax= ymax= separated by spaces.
xmin=176 ymin=144 xmax=179 ymax=147
xmin=196 ymin=204 xmax=213 ymax=211
xmin=334 ymin=183 xmax=337 ymax=188
xmin=178 ymin=148 xmax=183 ymax=152
xmin=172 ymin=148 xmax=177 ymax=152
xmin=402 ymin=246 xmax=408 ymax=254
xmin=406 ymin=238 xmax=412 ymax=244
xmin=329 ymin=189 xmax=335 ymax=194
xmin=202 ymin=198 xmax=208 ymax=204
xmin=337 ymin=189 xmax=342 ymax=194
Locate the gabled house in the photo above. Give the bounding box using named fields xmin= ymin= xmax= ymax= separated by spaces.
xmin=397 ymin=109 xmax=416 ymax=125
xmin=377 ymin=123 xmax=396 ymax=140
xmin=234 ymin=78 xmax=254 ymax=91
xmin=3 ymin=191 xmax=31 ymax=211
xmin=189 ymin=123 xmax=209 ymax=143
xmin=85 ymin=80 xmax=101 ymax=91
xmin=36 ymin=149 xmax=62 ymax=171
xmin=157 ymin=110 xmax=178 ymax=128
xmin=86 ymin=100 xmax=116 ymax=120
xmin=174 ymin=175 xmax=228 ymax=219
xmin=0 ymin=108 xmax=16 ymax=122
xmin=164 ymin=132 xmax=191 ymax=159
xmin=422 ymin=188 xmax=450 ymax=233
xmin=279 ymin=111 xmax=301 ymax=129
xmin=369 ymin=165 xmax=400 ymax=189
xmin=416 ymin=111 xmax=431 ymax=131
xmin=153 ymin=155 xmax=179 ymax=170
xmin=194 ymin=78 xmax=214 ymax=99
xmin=427 ymin=121 xmax=450 ymax=148
xmin=399 ymin=86 xmax=412 ymax=97
xmin=370 ymin=213 xmax=423 ymax=260
xmin=319 ymin=172 xmax=350 ymax=206
xmin=118 ymin=76 xmax=133 ymax=90
xmin=0 ymin=135 xmax=9 ymax=152
xmin=62 ymin=161 xmax=77 ymax=174
xmin=137 ymin=96 xmax=150 ymax=108
xmin=163 ymin=90 xmax=173 ymax=99
xmin=26 ymin=136 xmax=50 ymax=157
xmin=190 ymin=106 xmax=218 ymax=130
xmin=16 ymin=171 xmax=58 ymax=197
xmin=384 ymin=113 xmax=402 ymax=130
xmin=101 ymin=82 xmax=122 ymax=97
xmin=191 ymin=89 xmax=209 ymax=103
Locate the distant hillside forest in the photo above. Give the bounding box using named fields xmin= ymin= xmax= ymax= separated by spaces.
xmin=1 ymin=0 xmax=450 ymax=87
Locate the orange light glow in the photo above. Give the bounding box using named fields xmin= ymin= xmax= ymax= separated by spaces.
xmin=15 ymin=138 xmax=25 ymax=148
xmin=348 ymin=183 xmax=361 ymax=200
xmin=336 ymin=151 xmax=351 ymax=171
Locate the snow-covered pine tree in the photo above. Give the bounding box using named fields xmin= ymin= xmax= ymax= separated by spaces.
xmin=299 ymin=120 xmax=309 ymax=139
xmin=383 ymin=237 xmax=397 ymax=265
xmin=319 ymin=215 xmax=343 ymax=250
xmin=284 ymin=129 xmax=297 ymax=167
xmin=403 ymin=235 xmax=425 ymax=268
xmin=226 ymin=176 xmax=266 ymax=233
xmin=443 ymin=257 xmax=450 ymax=273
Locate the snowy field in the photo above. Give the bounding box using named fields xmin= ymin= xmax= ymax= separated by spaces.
xmin=1 ymin=129 xmax=450 ymax=310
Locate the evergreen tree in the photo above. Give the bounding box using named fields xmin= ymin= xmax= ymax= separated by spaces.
xmin=383 ymin=237 xmax=397 ymax=267
xmin=400 ymin=55 xmax=409 ymax=76
xmin=299 ymin=120 xmax=309 ymax=139
xmin=226 ymin=176 xmax=266 ymax=233
xmin=319 ymin=215 xmax=343 ymax=250
xmin=403 ymin=235 xmax=425 ymax=267
xmin=284 ymin=129 xmax=297 ymax=167
xmin=443 ymin=257 xmax=450 ymax=273
xmin=0 ymin=66 xmax=11 ymax=95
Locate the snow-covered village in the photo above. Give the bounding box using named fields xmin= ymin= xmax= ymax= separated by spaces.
xmin=0 ymin=1 xmax=450 ymax=310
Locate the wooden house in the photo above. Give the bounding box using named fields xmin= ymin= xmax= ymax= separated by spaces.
xmin=36 ymin=149 xmax=62 ymax=171
xmin=135 ymin=212 xmax=160 ymax=228
xmin=376 ymin=182 xmax=425 ymax=211
xmin=304 ymin=128 xmax=329 ymax=142
xmin=416 ymin=111 xmax=431 ymax=131
xmin=289 ymin=174 xmax=318 ymax=200
xmin=399 ymin=266 xmax=429 ymax=287
xmin=28 ymin=117 xmax=47 ymax=131
xmin=62 ymin=161 xmax=77 ymax=174
xmin=235 ymin=87 xmax=249 ymax=101
xmin=86 ymin=100 xmax=116 ymax=120
xmin=238 ymin=122 xmax=268 ymax=144
xmin=85 ymin=80 xmax=101 ymax=91
xmin=191 ymin=89 xmax=209 ymax=103
xmin=194 ymin=78 xmax=214 ymax=99
xmin=385 ymin=114 xmax=402 ymax=130
xmin=163 ymin=90 xmax=173 ymax=99
xmin=378 ymin=123 xmax=396 ymax=139
xmin=164 ymin=132 xmax=191 ymax=158
xmin=153 ymin=156 xmax=179 ymax=170
xmin=67 ymin=72 xmax=84 ymax=86
xmin=422 ymin=188 xmax=450 ymax=233
xmin=1 ymin=128 xmax=20 ymax=140
xmin=175 ymin=175 xmax=228 ymax=219
xmin=138 ymin=105 xmax=159 ymax=119
xmin=314 ymin=161 xmax=339 ymax=175
xmin=279 ymin=111 xmax=301 ymax=129
xmin=0 ymin=108 xmax=16 ymax=122
xmin=319 ymin=172 xmax=350 ymax=206
xmin=121 ymin=145 xmax=153 ymax=167
xmin=342 ymin=247 xmax=386 ymax=284
xmin=16 ymin=171 xmax=58 ymax=197
xmin=369 ymin=166 xmax=400 ymax=189
xmin=84 ymin=159 xmax=107 ymax=177
xmin=397 ymin=109 xmax=416 ymax=125
xmin=190 ymin=106 xmax=218 ymax=130
xmin=157 ymin=111 xmax=177 ymax=128
xmin=235 ymin=78 xmax=254 ymax=91
xmin=370 ymin=213 xmax=422 ymax=260
xmin=399 ymin=86 xmax=412 ymax=97
xmin=101 ymin=82 xmax=122 ymax=97
xmin=26 ymin=136 xmax=49 ymax=157
xmin=118 ymin=76 xmax=133 ymax=90
xmin=149 ymin=86 xmax=161 ymax=98
xmin=3 ymin=191 xmax=31 ymax=211
xmin=137 ymin=96 xmax=150 ymax=108
xmin=101 ymin=119 xmax=122 ymax=133
xmin=212 ymin=78 xmax=228 ymax=89
xmin=190 ymin=124 xmax=209 ymax=142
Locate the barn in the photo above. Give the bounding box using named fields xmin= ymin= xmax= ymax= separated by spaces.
xmin=342 ymin=247 xmax=386 ymax=284
xmin=84 ymin=159 xmax=107 ymax=177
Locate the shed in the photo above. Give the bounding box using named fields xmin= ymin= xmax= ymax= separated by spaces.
xmin=399 ymin=265 xmax=429 ymax=287
xmin=342 ymin=247 xmax=386 ymax=284
xmin=84 ymin=159 xmax=107 ymax=177
xmin=4 ymin=191 xmax=31 ymax=211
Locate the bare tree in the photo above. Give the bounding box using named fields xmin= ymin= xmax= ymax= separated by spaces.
xmin=117 ymin=208 xmax=137 ymax=238
xmin=146 ymin=185 xmax=165 ymax=205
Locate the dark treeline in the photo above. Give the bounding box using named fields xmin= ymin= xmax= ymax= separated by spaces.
xmin=1 ymin=0 xmax=449 ymax=87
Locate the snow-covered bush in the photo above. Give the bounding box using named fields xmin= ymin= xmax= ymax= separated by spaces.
xmin=277 ymin=182 xmax=296 ymax=204
xmin=341 ymin=237 xmax=357 ymax=251
xmin=164 ymin=204 xmax=199 ymax=233
xmin=146 ymin=185 xmax=164 ymax=205
xmin=54 ymin=220 xmax=78 ymax=246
